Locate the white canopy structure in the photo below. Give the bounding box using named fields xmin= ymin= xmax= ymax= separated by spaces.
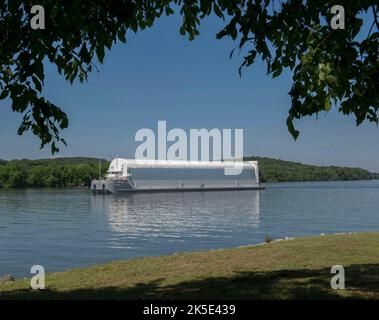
xmin=108 ymin=158 xmax=258 ymax=178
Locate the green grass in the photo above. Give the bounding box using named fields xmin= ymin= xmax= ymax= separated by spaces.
xmin=1 ymin=233 xmax=379 ymax=300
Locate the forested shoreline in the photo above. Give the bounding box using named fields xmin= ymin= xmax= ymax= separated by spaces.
xmin=0 ymin=157 xmax=378 ymax=188
xmin=0 ymin=158 xmax=109 ymax=188
xmin=246 ymin=156 xmax=379 ymax=183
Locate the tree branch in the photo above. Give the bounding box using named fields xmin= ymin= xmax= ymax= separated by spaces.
xmin=373 ymin=5 xmax=379 ymax=31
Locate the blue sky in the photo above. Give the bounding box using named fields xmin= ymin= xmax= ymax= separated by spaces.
xmin=0 ymin=13 xmax=378 ymax=172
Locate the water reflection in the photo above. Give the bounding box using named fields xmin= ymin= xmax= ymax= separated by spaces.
xmin=92 ymin=191 xmax=261 ymax=239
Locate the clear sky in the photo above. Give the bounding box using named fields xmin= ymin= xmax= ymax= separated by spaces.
xmin=0 ymin=13 xmax=378 ymax=172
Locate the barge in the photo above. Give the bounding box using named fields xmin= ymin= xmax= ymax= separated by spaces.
xmin=91 ymin=158 xmax=264 ymax=194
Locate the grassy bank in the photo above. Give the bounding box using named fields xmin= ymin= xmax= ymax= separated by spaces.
xmin=1 ymin=233 xmax=379 ymax=299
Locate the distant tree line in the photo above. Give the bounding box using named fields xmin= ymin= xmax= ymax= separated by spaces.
xmin=0 ymin=158 xmax=109 ymax=188
xmin=0 ymin=157 xmax=378 ymax=188
xmin=246 ymin=156 xmax=379 ymax=183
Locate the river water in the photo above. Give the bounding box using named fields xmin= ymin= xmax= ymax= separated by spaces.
xmin=1 ymin=180 xmax=378 ymax=277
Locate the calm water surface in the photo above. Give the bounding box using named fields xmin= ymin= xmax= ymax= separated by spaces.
xmin=1 ymin=180 xmax=379 ymax=277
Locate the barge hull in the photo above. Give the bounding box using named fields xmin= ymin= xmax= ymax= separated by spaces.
xmin=91 ymin=180 xmax=264 ymax=194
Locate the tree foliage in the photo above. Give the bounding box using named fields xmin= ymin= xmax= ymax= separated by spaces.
xmin=0 ymin=1 xmax=378 ymax=152
xmin=246 ymin=156 xmax=379 ymax=182
xmin=0 ymin=157 xmax=109 ymax=187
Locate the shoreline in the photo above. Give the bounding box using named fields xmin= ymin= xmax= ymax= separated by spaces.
xmin=1 ymin=232 xmax=379 ymax=299
xmin=1 ymin=156 xmax=378 ymax=189
xmin=1 ymin=178 xmax=379 ymax=191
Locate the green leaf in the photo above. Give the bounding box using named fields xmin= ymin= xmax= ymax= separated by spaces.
xmin=326 ymin=75 xmax=338 ymax=86
xmin=213 ymin=4 xmax=223 ymax=18
xmin=33 ymin=61 xmax=44 ymax=80
xmin=118 ymin=29 xmax=126 ymax=43
xmin=272 ymin=65 xmax=283 ymax=78
xmin=96 ymin=46 xmax=105 ymax=63
xmin=0 ymin=89 xmax=9 ymax=100
xmin=300 ymin=54 xmax=309 ymax=65
xmin=32 ymin=76 xmax=42 ymax=92
xmin=324 ymin=99 xmax=331 ymax=111
xmin=165 ymin=6 xmax=174 ymax=15
xmin=286 ymin=117 xmax=300 ymax=140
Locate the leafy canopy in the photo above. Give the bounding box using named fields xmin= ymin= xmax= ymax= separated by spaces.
xmin=0 ymin=0 xmax=378 ymax=153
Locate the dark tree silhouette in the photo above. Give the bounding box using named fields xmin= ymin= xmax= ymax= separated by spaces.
xmin=0 ymin=1 xmax=378 ymax=152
